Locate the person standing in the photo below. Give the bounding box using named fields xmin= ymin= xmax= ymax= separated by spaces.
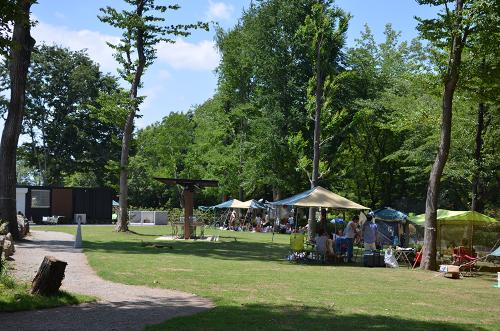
xmin=229 ymin=210 xmax=237 ymax=229
xmin=255 ymin=214 xmax=262 ymax=232
xmin=362 ymin=215 xmax=378 ymax=250
xmin=344 ymin=216 xmax=359 ymax=262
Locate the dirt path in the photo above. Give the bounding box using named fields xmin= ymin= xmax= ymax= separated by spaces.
xmin=0 ymin=230 xmax=214 ymax=330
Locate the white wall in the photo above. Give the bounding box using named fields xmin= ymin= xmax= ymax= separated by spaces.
xmin=16 ymin=187 xmax=28 ymax=215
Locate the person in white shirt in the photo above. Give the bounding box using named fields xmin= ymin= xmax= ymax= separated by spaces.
xmin=344 ymin=216 xmax=359 ymax=262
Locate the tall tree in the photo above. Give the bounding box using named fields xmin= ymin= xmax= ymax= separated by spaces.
xmin=416 ymin=0 xmax=499 ymax=270
xmin=17 ymin=45 xmax=122 ymax=186
xmin=296 ymin=0 xmax=349 ymax=238
xmin=461 ymin=16 xmax=500 ymax=212
xmin=0 ymin=0 xmax=35 ymax=240
xmin=99 ymin=0 xmax=208 ymax=231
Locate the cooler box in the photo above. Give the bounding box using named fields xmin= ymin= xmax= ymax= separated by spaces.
xmin=363 ymin=250 xmax=384 ymax=267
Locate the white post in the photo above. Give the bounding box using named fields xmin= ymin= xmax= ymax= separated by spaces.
xmin=497 ymin=272 xmax=500 ymax=288
xmin=74 ymin=219 xmax=83 ymax=249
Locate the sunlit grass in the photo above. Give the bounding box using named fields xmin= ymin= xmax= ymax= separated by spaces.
xmin=0 ymin=268 xmax=95 ymax=312
xmin=37 ymin=225 xmax=500 ymax=330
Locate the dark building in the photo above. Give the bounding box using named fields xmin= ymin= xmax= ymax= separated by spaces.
xmin=16 ymin=185 xmax=113 ymax=223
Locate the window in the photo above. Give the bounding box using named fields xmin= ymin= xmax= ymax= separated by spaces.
xmin=31 ymin=190 xmax=50 ymax=208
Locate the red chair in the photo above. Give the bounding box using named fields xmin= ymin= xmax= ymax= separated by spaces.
xmin=453 ymin=247 xmax=478 ymax=276
xmin=412 ymin=250 xmax=422 ymax=269
xmin=453 ymin=247 xmax=477 ymax=264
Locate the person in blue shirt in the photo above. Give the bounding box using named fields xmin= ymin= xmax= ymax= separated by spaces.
xmin=362 ymin=214 xmax=379 ymax=250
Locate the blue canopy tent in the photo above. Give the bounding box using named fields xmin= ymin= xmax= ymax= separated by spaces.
xmin=330 ymin=218 xmax=345 ymax=225
xmin=370 ymin=207 xmax=409 ymax=247
xmin=371 ymin=207 xmax=408 ymax=222
xmin=198 ymin=199 xmax=243 ymax=211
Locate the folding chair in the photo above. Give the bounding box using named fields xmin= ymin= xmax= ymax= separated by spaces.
xmin=453 ymin=247 xmax=478 ymax=276
xmin=289 ymin=233 xmax=306 ymax=261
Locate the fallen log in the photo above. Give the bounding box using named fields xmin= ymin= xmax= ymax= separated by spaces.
xmin=31 ymin=256 xmax=67 ymax=296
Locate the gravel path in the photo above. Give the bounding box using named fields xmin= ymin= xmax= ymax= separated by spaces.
xmin=1 ymin=230 xmax=214 ymax=331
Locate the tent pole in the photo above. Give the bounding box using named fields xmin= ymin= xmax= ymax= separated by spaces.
xmin=342 ymin=210 xmax=346 ymax=234
xmin=470 ymin=223 xmax=474 ymax=252
xmin=295 ymin=207 xmax=298 ymax=231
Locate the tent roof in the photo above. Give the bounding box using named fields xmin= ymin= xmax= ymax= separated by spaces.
xmin=231 ymin=199 xmax=267 ymax=209
xmin=271 ymin=186 xmax=369 ymax=210
xmin=490 ymin=246 xmax=500 ymax=257
xmin=410 ymin=209 xmax=497 ymax=226
xmin=199 ymin=199 xmax=243 ymax=210
xmin=371 ymin=207 xmax=408 ymax=222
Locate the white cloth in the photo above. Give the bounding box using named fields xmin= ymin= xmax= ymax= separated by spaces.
xmin=384 ymin=248 xmax=399 ymax=268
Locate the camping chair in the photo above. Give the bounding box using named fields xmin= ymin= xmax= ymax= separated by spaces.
xmin=335 ymin=237 xmax=349 ymax=263
xmin=289 ymin=233 xmax=306 ymax=261
xmin=452 ymin=246 xmax=478 ymax=276
xmin=313 ymin=235 xmax=328 ymax=263
xmin=452 ymin=246 xmax=477 ymax=265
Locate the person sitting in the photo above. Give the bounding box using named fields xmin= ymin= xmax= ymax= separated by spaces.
xmin=315 ymin=230 xmax=335 ymax=261
xmin=333 ymin=229 xmax=343 ymax=241
xmin=326 ymin=234 xmax=335 ymax=260
xmin=332 ymin=229 xmax=348 ymax=259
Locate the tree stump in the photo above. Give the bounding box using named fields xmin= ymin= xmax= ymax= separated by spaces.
xmin=31 ymin=256 xmax=67 ymax=296
xmin=3 ymin=233 xmax=15 ymax=258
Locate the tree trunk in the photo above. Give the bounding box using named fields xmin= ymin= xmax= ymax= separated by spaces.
xmin=308 ymin=30 xmax=324 ymax=241
xmin=421 ymin=0 xmax=466 ymax=270
xmin=116 ymin=1 xmax=146 ymax=232
xmin=0 ymin=0 xmax=35 ymax=240
xmin=31 ymin=256 xmax=67 ymax=296
xmin=0 ymin=236 xmax=4 ymax=273
xmin=116 ymin=110 xmax=134 ymax=232
xmin=471 ymin=102 xmax=485 ymax=212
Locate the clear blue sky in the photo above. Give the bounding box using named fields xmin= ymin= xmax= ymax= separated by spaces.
xmin=3 ymin=0 xmax=438 ymax=132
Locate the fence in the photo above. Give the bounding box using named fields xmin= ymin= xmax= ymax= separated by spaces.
xmin=129 ymin=210 xmax=168 ymax=225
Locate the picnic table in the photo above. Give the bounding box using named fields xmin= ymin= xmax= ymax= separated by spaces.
xmin=171 ymin=220 xmax=206 ymax=238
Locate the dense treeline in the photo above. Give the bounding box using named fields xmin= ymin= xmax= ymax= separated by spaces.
xmin=4 ymin=0 xmax=498 ymax=216
xmin=127 ymin=0 xmax=499 ymax=215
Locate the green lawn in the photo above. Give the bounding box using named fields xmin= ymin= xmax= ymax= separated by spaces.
xmin=0 ymin=267 xmax=95 ymax=312
xmin=37 ymin=225 xmax=499 ymax=330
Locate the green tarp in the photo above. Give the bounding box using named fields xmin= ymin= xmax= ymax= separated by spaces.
xmin=410 ymin=209 xmax=497 ymax=226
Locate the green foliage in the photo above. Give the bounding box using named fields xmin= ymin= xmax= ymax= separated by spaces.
xmin=15 ymin=44 xmax=122 ymax=187
xmin=98 ymin=0 xmax=208 ymax=84
xmin=0 ymin=0 xmax=36 ymax=57
xmin=124 ymin=1 xmax=499 ymax=215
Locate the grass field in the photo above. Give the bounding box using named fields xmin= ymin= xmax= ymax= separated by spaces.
xmin=0 ymin=267 xmax=95 ymax=312
xmin=37 ymin=225 xmax=499 ymax=330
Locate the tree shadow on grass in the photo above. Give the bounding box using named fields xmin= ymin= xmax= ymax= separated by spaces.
xmin=83 ymin=239 xmax=290 ymax=263
xmin=147 ymin=303 xmax=491 ymax=331
xmin=0 ymin=297 xmax=210 ymax=330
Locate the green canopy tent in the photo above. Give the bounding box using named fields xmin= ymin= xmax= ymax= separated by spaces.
xmin=409 ymin=209 xmax=498 ymax=254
